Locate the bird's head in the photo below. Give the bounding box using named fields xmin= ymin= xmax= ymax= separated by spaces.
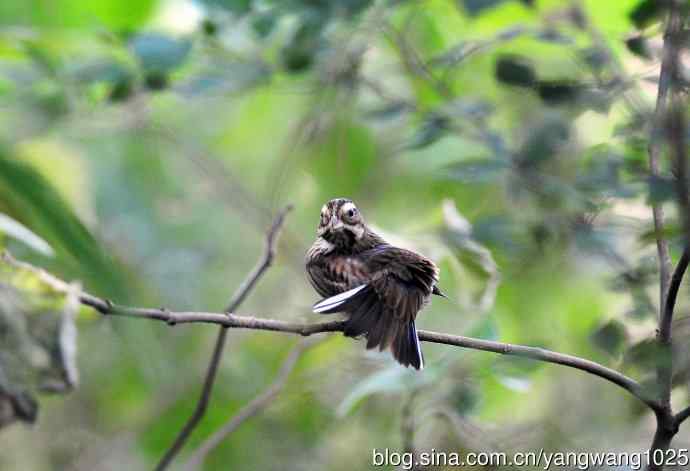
xmin=317 ymin=198 xmax=365 ymax=245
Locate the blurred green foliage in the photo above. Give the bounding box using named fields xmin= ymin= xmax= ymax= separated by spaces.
xmin=0 ymin=0 xmax=688 ymax=469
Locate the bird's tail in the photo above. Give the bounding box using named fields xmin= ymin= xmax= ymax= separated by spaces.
xmin=360 ymin=311 xmax=424 ymax=370
xmin=389 ymin=320 xmax=424 ymax=370
xmin=313 ymin=285 xmax=424 ymax=370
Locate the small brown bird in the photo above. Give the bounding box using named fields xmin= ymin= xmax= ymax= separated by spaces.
xmin=305 ymin=198 xmax=443 ymax=369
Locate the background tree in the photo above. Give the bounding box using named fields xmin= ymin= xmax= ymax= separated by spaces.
xmin=0 ymin=0 xmax=689 ymax=470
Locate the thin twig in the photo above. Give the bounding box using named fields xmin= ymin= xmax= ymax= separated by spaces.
xmin=184 ymin=338 xmax=318 ymax=470
xmin=648 ymin=9 xmax=675 ymax=315
xmin=154 ymin=204 xmax=293 ymax=471
xmin=0 ymin=251 xmax=662 ymax=412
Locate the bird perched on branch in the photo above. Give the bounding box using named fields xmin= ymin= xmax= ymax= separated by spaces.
xmin=306 ymin=198 xmax=443 ymax=369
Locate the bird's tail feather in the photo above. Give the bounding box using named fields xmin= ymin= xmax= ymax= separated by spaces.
xmin=390 ymin=320 xmax=423 ymax=370
xmin=347 ymin=306 xmax=424 ymax=370
xmin=312 ymin=284 xmax=369 ymax=314
xmin=314 ymin=285 xmax=424 ymax=370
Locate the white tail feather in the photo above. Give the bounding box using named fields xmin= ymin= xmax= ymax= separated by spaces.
xmin=413 ymin=327 xmax=424 ymax=370
xmin=313 ymin=284 xmax=368 ymax=313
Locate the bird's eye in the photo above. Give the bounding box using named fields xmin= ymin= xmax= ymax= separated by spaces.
xmin=346 ymin=208 xmax=357 ymax=218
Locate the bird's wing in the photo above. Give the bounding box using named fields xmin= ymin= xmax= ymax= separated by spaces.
xmin=312 ymin=246 xmax=437 ymax=323
xmin=306 ymin=254 xmax=368 ymax=298
xmin=362 ymin=246 xmax=439 ymax=303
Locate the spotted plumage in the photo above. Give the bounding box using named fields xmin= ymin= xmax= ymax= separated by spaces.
xmin=305 ymin=198 xmax=443 ymax=369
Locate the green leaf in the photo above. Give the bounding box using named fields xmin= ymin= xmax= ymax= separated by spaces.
xmin=337 ymin=364 xmax=441 ymax=417
xmin=536 ymin=80 xmax=585 ymax=105
xmin=445 ymin=158 xmax=509 ymax=183
xmin=625 ymin=35 xmax=652 ymax=59
xmin=364 ymin=102 xmax=411 ymax=121
xmin=461 ymin=0 xmax=507 ymax=16
xmin=0 ymin=213 xmax=54 ymax=256
xmin=130 ymin=33 xmax=192 ymax=75
xmin=251 ymin=11 xmax=278 ymax=38
xmin=515 ymin=115 xmax=570 ymax=166
xmin=492 ymin=354 xmax=543 ymax=392
xmin=624 ymin=338 xmax=671 ymax=372
xmin=466 ymin=315 xmax=500 ymax=341
xmin=441 ymin=200 xmax=500 ymax=311
xmin=590 ymin=320 xmax=629 ymax=356
xmin=579 ymin=47 xmax=609 ymax=70
xmin=495 ymin=55 xmax=536 ymax=88
xmin=281 ymin=13 xmax=324 ymax=73
xmin=629 ymin=0 xmax=665 ymax=29
xmin=0 ymin=0 xmax=157 ymax=29
xmin=0 ymin=149 xmax=121 ymax=298
xmin=199 ymin=0 xmax=252 ymax=14
xmin=403 ymin=114 xmax=449 ymax=151
xmin=647 ymin=174 xmax=676 ymax=204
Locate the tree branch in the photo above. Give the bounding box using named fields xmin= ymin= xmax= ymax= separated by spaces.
xmin=184 ymin=338 xmax=317 ymax=470
xmin=648 ymin=30 xmax=671 ymax=317
xmin=660 ymin=250 xmax=689 ymax=345
xmin=647 ymin=3 xmax=687 ymax=469
xmin=1 ymin=252 xmax=663 ymax=414
xmin=647 ymin=7 xmax=676 ymax=314
xmin=676 ymin=406 xmax=690 ymax=428
xmin=154 ymin=204 xmax=293 ymax=471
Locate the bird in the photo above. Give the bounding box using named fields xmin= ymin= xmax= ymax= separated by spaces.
xmin=305 ymin=198 xmax=444 ymax=370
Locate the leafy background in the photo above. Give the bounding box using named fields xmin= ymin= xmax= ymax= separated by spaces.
xmin=1 ymin=0 xmax=689 ymax=469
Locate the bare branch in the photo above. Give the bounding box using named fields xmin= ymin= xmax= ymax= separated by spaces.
xmin=648 ymin=13 xmax=676 ymax=314
xmin=184 ymin=338 xmax=318 ymax=470
xmin=647 ymin=2 xmax=687 ymax=468
xmin=1 ymin=252 xmax=663 ymax=414
xmin=661 ymin=251 xmax=690 ymax=338
xmin=154 ymin=204 xmax=292 ymax=471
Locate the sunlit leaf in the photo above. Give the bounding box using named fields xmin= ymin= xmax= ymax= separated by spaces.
xmin=0 ymin=213 xmax=54 ymax=256
xmin=0 ymin=149 xmax=121 ymax=298
xmin=0 ymin=0 xmax=157 ymax=29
